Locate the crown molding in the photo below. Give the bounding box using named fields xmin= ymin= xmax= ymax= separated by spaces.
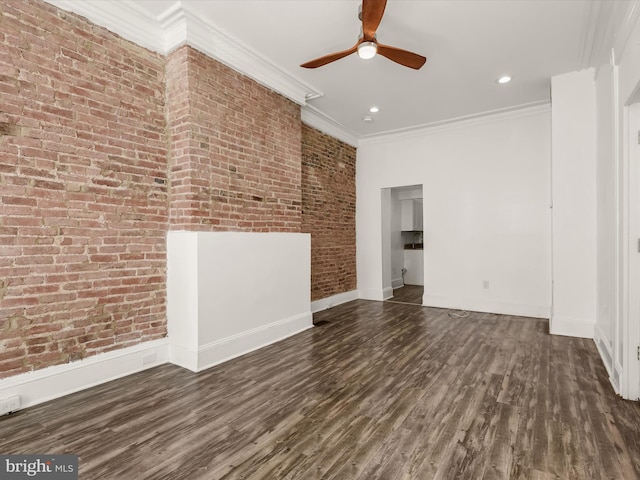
xmin=43 ymin=0 xmax=322 ymax=106
xmin=359 ymin=102 xmax=551 ymax=146
xmin=158 ymin=3 xmax=321 ymax=105
xmin=44 ymin=0 xmax=163 ymax=54
xmin=614 ymin=0 xmax=640 ymax=62
xmin=301 ymin=106 xmax=360 ymax=148
xmin=579 ymin=0 xmax=640 ymax=69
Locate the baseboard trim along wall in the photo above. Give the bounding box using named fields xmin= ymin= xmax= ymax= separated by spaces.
xmin=0 ymin=338 xmax=170 ymax=411
xmin=594 ymin=325 xmax=614 ymax=376
xmin=310 ymin=290 xmax=359 ymax=313
xmin=194 ymin=312 xmax=312 ymax=372
xmin=358 ymin=288 xmax=387 ymax=302
xmin=382 ymin=286 xmax=394 ymax=300
xmin=0 ymin=310 xmax=315 ymax=411
xmin=549 ymin=316 xmax=595 ymax=339
xmin=169 ymin=312 xmax=313 ymax=373
xmin=423 ymin=294 xmax=550 ymax=319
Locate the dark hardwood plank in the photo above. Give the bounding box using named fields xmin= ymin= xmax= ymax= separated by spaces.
xmin=1 ymin=300 xmax=639 ymax=479
xmin=388 ymin=284 xmax=423 ymax=305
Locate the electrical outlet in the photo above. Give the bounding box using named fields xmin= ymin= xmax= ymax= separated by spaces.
xmin=0 ymin=396 xmax=21 ymax=416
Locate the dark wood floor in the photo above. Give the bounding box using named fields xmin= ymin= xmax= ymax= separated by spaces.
xmin=1 ymin=300 xmax=639 ymax=479
xmin=388 ymin=284 xmax=424 ymax=305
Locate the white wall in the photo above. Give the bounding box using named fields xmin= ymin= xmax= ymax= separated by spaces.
xmin=380 ymin=189 xmax=393 ymax=300
xmin=550 ymin=70 xmax=597 ymax=338
xmin=390 ymin=189 xmax=404 ymax=288
xmin=167 ymin=231 xmax=313 ymax=371
xmin=594 ymin=61 xmax=617 ymax=380
xmin=616 ymin=7 xmax=640 ymax=401
xmin=592 ymin=10 xmax=640 ymax=399
xmin=357 ymin=107 xmax=552 ymax=318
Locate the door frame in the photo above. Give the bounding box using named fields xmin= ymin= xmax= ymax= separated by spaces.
xmin=624 ymin=101 xmax=640 ymax=400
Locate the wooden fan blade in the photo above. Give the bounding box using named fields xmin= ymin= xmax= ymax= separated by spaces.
xmin=376 ymin=43 xmax=426 ymax=70
xmin=362 ymin=0 xmax=387 ymax=41
xmin=300 ymin=44 xmax=359 ymax=68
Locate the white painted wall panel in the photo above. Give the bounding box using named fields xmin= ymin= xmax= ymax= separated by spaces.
xmin=357 ymin=107 xmax=552 ymax=318
xmin=551 ymin=70 xmax=597 ymax=337
xmin=167 ymin=231 xmax=312 ymax=371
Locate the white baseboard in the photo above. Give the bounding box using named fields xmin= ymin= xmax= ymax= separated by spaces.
xmin=0 ymin=339 xmax=170 ymax=411
xmin=382 ymin=286 xmax=394 ymax=300
xmin=358 ymin=288 xmax=386 ymax=301
xmin=549 ymin=316 xmax=595 ymax=338
xmin=167 ymin=343 xmax=198 ymax=372
xmin=613 ymin=362 xmax=622 ymax=396
xmin=391 ymin=277 xmax=404 ymax=289
xmin=310 ymin=290 xmax=359 ymax=313
xmin=172 ymin=312 xmax=313 ymax=373
xmin=423 ymin=294 xmax=550 ymax=319
xmin=594 ymin=325 xmax=614 ymax=376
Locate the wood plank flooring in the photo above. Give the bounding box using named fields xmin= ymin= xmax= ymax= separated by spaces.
xmin=1 ymin=300 xmax=639 ymax=479
xmin=388 ymin=285 xmax=424 ymax=305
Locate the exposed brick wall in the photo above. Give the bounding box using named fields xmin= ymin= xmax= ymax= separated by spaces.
xmin=167 ymin=46 xmax=302 ymax=232
xmin=0 ymin=0 xmax=354 ymax=380
xmin=301 ymin=124 xmax=357 ymax=301
xmin=0 ymin=0 xmax=168 ymax=378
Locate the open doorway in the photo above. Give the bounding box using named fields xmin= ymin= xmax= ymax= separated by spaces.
xmin=381 ymin=185 xmax=424 ymax=305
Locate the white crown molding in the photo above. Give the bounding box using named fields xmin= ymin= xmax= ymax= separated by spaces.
xmin=614 ymin=0 xmax=640 ymax=62
xmin=359 ymin=101 xmax=551 ymax=146
xmin=44 ymin=0 xmax=164 ymax=54
xmin=302 ymin=105 xmax=360 ymax=148
xmin=159 ymin=3 xmax=322 ymax=105
xmin=578 ymin=0 xmax=603 ymax=69
xmin=43 ymin=0 xmax=323 ymax=106
xmin=579 ymin=0 xmax=640 ymax=69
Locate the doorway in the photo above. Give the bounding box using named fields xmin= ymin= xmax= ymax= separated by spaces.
xmin=381 ymin=185 xmax=424 ymax=305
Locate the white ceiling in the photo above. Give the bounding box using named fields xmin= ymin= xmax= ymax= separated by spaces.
xmin=48 ymin=0 xmax=623 ymax=139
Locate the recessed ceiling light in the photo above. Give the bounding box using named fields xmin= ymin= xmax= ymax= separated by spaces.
xmin=363 ymin=115 xmax=373 ymax=122
xmin=369 ymin=106 xmax=380 ymax=113
xmin=496 ymin=75 xmax=512 ymax=84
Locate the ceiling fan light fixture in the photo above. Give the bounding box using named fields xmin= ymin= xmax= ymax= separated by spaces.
xmin=357 ymin=41 xmax=377 ymax=60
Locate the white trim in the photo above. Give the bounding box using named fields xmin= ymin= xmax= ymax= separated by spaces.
xmin=594 ymin=325 xmax=614 ymax=377
xmin=623 ymin=102 xmax=640 ymax=400
xmin=612 ymin=363 xmax=622 ymax=394
xmin=310 ymin=290 xmax=359 ymax=313
xmin=391 ymin=277 xmax=404 ymax=289
xmin=578 ymin=0 xmax=602 ymax=69
xmin=0 ymin=339 xmax=169 ymax=411
xmin=167 ymin=343 xmax=198 ymax=373
xmin=43 ymin=0 xmax=323 ymax=107
xmin=359 ymin=102 xmax=551 ymax=146
xmin=358 ymin=288 xmax=387 ymax=302
xmin=578 ymin=0 xmax=640 ymax=70
xmin=160 ymin=3 xmax=321 ymax=106
xmin=192 ymin=312 xmax=313 ymax=373
xmin=549 ymin=316 xmax=595 ymax=339
xmin=613 ymin=1 xmax=640 ymax=62
xmin=302 ymin=106 xmax=359 ymax=148
xmin=44 ymin=0 xmax=164 ymax=53
xmin=382 ymin=286 xmax=394 ymax=301
xmin=423 ymin=294 xmax=550 ymax=320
